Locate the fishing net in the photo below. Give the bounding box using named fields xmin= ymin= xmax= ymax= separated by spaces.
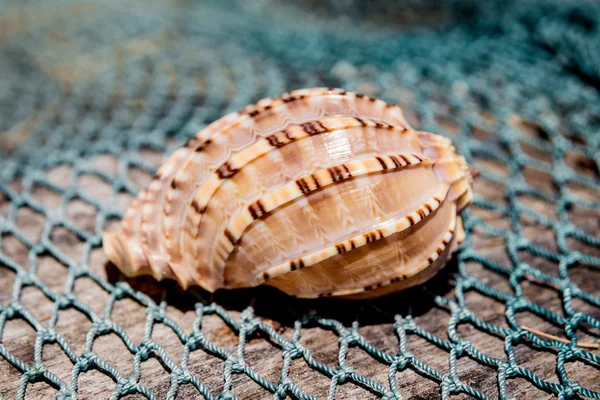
xmin=1 ymin=0 xmax=599 ymax=399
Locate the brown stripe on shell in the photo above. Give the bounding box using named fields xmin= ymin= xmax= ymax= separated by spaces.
xmin=184 ymin=116 xmax=413 ymax=270
xmin=328 ymin=165 xmax=351 ymax=182
xmin=158 ymin=90 xmax=414 ymax=284
xmin=106 ymin=88 xmax=416 ymax=291
xmin=364 ymin=232 xmax=377 ymax=244
xmin=251 ymin=186 xmax=449 ymax=286
xmin=195 ymin=117 xmax=407 ymax=207
xmin=355 ymin=117 xmax=367 ymax=126
xmin=139 ymin=89 xmax=347 ymax=281
xmin=248 ymin=200 xmax=267 ymax=220
xmin=104 ymin=91 xmax=474 ymax=295
xmin=341 ymin=164 xmax=351 ymax=176
xmin=290 ymin=259 xmax=305 ymax=271
xmin=213 ymin=153 xmax=432 ymax=271
xmin=190 ymin=200 xmax=206 ymax=215
xmin=296 ymin=178 xmax=311 ymax=194
xmin=194 ymin=139 xmax=212 ymax=152
xmin=301 ymin=120 xmax=327 ymax=135
xmin=311 ymin=175 xmax=321 ymax=189
xmin=389 ymin=155 xmax=402 ymax=167
xmin=224 ymin=229 xmax=238 ymax=245
xmin=267 ymin=135 xmax=284 ymax=147
xmin=375 ymin=157 xmax=388 ymax=170
xmin=300 ymin=211 xmax=458 ymax=298
xmin=284 ymin=130 xmax=295 ymax=141
xmin=217 ymin=162 xmax=239 ymax=179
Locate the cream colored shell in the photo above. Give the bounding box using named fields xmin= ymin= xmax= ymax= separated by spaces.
xmin=103 ymin=88 xmax=473 ymax=299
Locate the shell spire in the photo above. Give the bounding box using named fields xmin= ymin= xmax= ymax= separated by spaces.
xmin=103 ymin=88 xmax=473 ymax=298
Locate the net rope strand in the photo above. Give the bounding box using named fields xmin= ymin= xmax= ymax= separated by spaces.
xmin=1 ymin=0 xmax=600 ymax=399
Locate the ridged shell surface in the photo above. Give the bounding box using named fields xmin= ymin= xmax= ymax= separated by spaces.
xmin=103 ymin=88 xmax=473 ymax=298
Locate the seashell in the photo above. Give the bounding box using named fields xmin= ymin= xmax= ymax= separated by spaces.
xmin=103 ymin=88 xmax=474 ymax=299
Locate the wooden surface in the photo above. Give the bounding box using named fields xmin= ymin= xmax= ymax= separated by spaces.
xmin=1 ymin=122 xmax=600 ymax=399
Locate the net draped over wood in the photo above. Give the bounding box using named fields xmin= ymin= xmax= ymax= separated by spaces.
xmin=0 ymin=0 xmax=599 ymax=399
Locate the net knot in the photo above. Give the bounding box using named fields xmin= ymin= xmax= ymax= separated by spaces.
xmin=57 ymin=294 xmax=75 ymax=308
xmin=112 ymin=284 xmax=126 ymax=299
xmin=559 ymin=278 xmax=573 ymax=292
xmin=137 ymin=342 xmax=151 ymax=360
xmin=394 ymin=315 xmax=416 ymax=330
xmin=454 ymin=341 xmax=468 ymax=357
xmin=26 ymin=364 xmax=46 ymax=381
xmin=116 ymin=377 xmax=138 ymax=395
xmin=95 ymin=319 xmax=113 ymax=335
xmin=19 ymin=274 xmax=33 ymax=286
xmin=457 ymin=308 xmax=472 ymax=321
xmin=226 ymin=357 xmax=244 ymax=373
xmin=275 ymin=384 xmax=288 ymax=398
xmin=335 ymin=366 xmax=354 ymax=384
xmin=3 ymin=304 xmax=17 ymax=319
xmin=187 ymin=332 xmax=204 ymax=350
xmin=176 ymin=369 xmax=191 ymax=385
xmin=394 ymin=353 xmax=412 ymax=369
xmin=56 ymin=390 xmax=75 ymax=400
xmin=508 ymin=297 xmax=528 ymax=310
xmin=41 ymin=328 xmax=57 ymax=342
xmin=441 ymin=375 xmax=461 ymax=392
xmin=561 ymin=381 xmax=581 ymax=398
xmin=346 ymin=329 xmax=360 ymax=345
xmin=150 ymin=307 xmax=165 ymax=323
xmin=515 ymin=236 xmax=529 ymax=250
xmin=31 ymin=243 xmax=46 ymax=255
xmin=78 ymin=352 xmax=98 ymax=371
xmin=283 ymin=343 xmax=301 ymax=359
xmin=218 ymin=391 xmax=237 ymax=400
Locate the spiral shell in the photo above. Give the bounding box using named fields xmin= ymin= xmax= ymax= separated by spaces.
xmin=103 ymin=88 xmax=473 ymax=298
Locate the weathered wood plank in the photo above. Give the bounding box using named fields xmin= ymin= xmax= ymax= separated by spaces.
xmin=1 ymin=83 xmax=600 ymax=400
xmin=1 ymin=148 xmax=599 ymax=400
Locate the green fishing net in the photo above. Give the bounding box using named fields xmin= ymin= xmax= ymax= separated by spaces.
xmin=0 ymin=0 xmax=599 ymax=399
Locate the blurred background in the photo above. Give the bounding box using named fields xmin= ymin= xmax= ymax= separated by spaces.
xmin=1 ymin=1 xmax=600 ymax=399
xmin=2 ymin=0 xmax=599 ymax=162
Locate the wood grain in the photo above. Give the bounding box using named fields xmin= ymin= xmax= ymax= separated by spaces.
xmin=1 ymin=122 xmax=600 ymax=400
